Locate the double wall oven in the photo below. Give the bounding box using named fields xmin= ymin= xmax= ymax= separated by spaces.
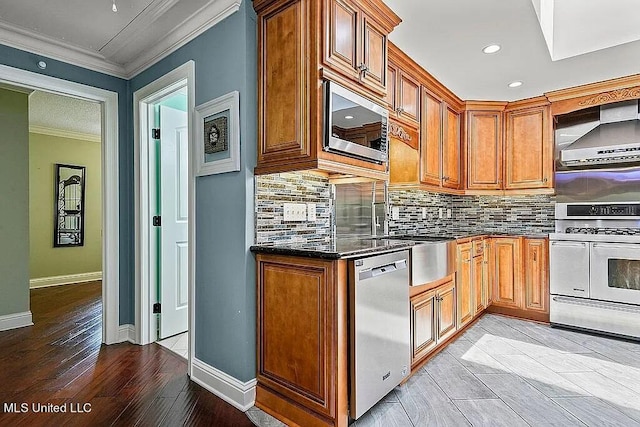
xmin=550 ymin=202 xmax=640 ymax=338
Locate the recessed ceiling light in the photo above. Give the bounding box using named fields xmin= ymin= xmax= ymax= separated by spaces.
xmin=482 ymin=44 xmax=501 ymax=54
xmin=344 ymin=115 xmax=354 ymax=120
xmin=508 ymin=81 xmax=523 ymax=88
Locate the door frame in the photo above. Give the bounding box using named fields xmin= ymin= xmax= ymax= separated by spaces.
xmin=133 ymin=62 xmax=195 ymax=360
xmin=0 ymin=64 xmax=120 ymax=345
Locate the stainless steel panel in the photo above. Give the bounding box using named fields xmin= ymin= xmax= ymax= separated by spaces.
xmin=549 ymin=240 xmax=590 ymax=297
xmin=551 ymin=295 xmax=640 ymax=339
xmin=411 ymin=240 xmax=456 ymax=286
xmin=350 ymin=250 xmax=410 ymax=420
xmin=590 ymin=242 xmax=640 ymax=305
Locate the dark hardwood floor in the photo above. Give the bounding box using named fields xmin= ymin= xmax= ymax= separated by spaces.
xmin=0 ymin=282 xmax=254 ymax=427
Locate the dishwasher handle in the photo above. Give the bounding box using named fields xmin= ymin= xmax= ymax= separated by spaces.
xmin=358 ymin=259 xmax=408 ymax=281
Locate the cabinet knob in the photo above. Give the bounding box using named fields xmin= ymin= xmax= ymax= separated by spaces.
xmin=396 ymin=107 xmax=404 ymax=115
xmin=543 ymin=177 xmax=548 ymax=183
xmin=443 ymin=176 xmax=449 ymax=181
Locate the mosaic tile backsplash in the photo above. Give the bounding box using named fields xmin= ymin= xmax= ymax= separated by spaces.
xmin=255 ymin=172 xmax=333 ymax=244
xmin=255 ymin=173 xmax=555 ymax=243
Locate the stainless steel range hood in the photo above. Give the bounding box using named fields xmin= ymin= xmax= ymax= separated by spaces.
xmin=560 ymin=101 xmax=640 ymax=166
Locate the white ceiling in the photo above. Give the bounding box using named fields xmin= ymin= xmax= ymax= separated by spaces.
xmin=383 ymin=0 xmax=640 ymax=101
xmin=29 ymin=91 xmax=101 ymax=139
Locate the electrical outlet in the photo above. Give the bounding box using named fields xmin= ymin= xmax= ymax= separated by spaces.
xmin=283 ymin=203 xmax=307 ymax=221
xmin=447 ymin=208 xmax=452 ymax=218
xmin=439 ymin=208 xmax=444 ymax=219
xmin=422 ymin=207 xmax=427 ymax=220
xmin=392 ymin=206 xmax=400 ymax=220
xmin=307 ymin=203 xmax=316 ymax=221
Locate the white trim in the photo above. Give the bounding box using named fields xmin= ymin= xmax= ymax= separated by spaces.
xmin=0 ymin=64 xmax=120 ymax=345
xmin=0 ymin=0 xmax=241 ymax=80
xmin=30 ymin=271 xmax=102 ymax=288
xmin=118 ymin=324 xmax=137 ymax=344
xmin=134 ymin=61 xmax=195 ymax=351
xmin=191 ymin=358 xmax=257 ymax=412
xmin=29 ymin=125 xmax=101 ymax=143
xmin=0 ymin=21 xmax=127 ymax=78
xmin=0 ymin=311 xmax=33 ymax=331
xmin=125 ymin=0 xmax=242 ymax=78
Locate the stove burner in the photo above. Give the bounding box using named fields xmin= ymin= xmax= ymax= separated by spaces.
xmin=565 ymin=227 xmax=640 ymax=236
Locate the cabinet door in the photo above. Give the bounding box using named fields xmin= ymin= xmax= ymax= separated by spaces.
xmin=524 ymin=239 xmax=548 ymax=313
xmin=485 ymin=239 xmax=493 ymax=305
xmin=492 ymin=238 xmax=522 ymax=308
xmin=398 ymin=71 xmax=420 ymax=124
xmin=386 ymin=62 xmax=397 ymax=109
xmin=259 ymin=1 xmax=310 ymax=163
xmin=467 ymin=111 xmax=502 ymax=190
xmin=437 ymin=280 xmax=457 ymax=342
xmin=361 ymin=16 xmax=387 ymax=93
xmin=457 ymin=243 xmax=474 ymax=327
xmin=442 ymin=105 xmax=461 ymax=189
xmin=420 ymin=90 xmax=441 ymax=186
xmin=325 ymin=0 xmax=360 ymax=80
xmin=411 ymin=289 xmax=437 ymax=365
xmin=504 ymin=106 xmax=552 ymax=189
xmin=473 ymin=255 xmax=484 ymax=314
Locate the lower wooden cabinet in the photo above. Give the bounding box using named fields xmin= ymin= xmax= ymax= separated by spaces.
xmin=456 ymin=242 xmax=474 ymax=327
xmin=410 ymin=279 xmax=456 ymax=367
xmin=524 ymin=239 xmax=549 ymax=313
xmin=473 ymin=253 xmax=485 ymax=314
xmin=492 ymin=238 xmax=522 ymax=308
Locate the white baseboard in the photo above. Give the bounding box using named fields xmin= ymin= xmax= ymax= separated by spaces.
xmin=30 ymin=271 xmax=103 ymax=288
xmin=191 ymin=358 xmax=256 ymax=412
xmin=0 ymin=311 xmax=33 ymax=331
xmin=118 ymin=324 xmax=136 ymax=344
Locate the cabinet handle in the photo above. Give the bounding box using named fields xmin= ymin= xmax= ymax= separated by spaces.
xmin=533 ymin=251 xmax=537 ymax=262
xmin=443 ymin=176 xmax=449 ymax=181
xmin=543 ymin=178 xmax=548 ymax=183
xmin=358 ymin=63 xmax=368 ymax=73
xmin=396 ymin=107 xmax=404 ymax=115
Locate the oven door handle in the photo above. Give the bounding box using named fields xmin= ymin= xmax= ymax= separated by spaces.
xmin=550 ymin=241 xmax=586 ymax=247
xmin=592 ymin=243 xmax=640 ymax=250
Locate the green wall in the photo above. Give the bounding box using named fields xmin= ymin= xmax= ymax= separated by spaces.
xmin=29 ymin=133 xmax=102 ymax=280
xmin=0 ymin=88 xmax=29 ymax=316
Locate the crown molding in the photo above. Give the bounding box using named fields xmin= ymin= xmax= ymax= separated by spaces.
xmin=125 ymin=0 xmax=242 ymax=78
xmin=0 ymin=21 xmax=127 ymax=78
xmin=30 ymin=125 xmax=101 ymax=143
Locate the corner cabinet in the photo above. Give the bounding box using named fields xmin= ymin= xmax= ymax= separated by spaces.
xmin=255 ymin=253 xmax=349 ymax=427
xmin=504 ymin=101 xmax=553 ymax=190
xmin=254 ymin=0 xmax=400 ymax=179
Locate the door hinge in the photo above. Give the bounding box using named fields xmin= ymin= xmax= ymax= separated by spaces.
xmin=152 ymin=216 xmax=161 ymax=226
xmin=153 ymin=302 xmax=161 ymax=314
xmin=151 ymin=128 xmax=160 ymax=139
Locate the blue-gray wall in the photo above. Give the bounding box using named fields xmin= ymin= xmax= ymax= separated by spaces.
xmin=0 ymin=44 xmax=133 ymax=323
xmin=130 ymin=2 xmax=257 ymax=381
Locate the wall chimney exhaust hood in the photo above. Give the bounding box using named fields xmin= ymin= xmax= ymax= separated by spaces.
xmin=560 ymin=101 xmax=640 ymax=166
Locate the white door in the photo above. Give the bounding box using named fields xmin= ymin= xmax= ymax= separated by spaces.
xmin=159 ymin=105 xmax=189 ymax=339
xmin=590 ymin=242 xmax=640 ymax=305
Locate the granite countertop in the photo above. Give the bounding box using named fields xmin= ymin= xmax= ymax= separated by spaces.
xmin=250 ymin=238 xmax=415 ymax=259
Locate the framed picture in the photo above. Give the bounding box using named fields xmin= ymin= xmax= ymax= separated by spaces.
xmin=195 ymin=91 xmax=240 ymax=176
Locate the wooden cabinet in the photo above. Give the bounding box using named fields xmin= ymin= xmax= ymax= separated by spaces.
xmin=492 ymin=238 xmax=522 ymax=308
xmin=324 ymin=0 xmax=392 ymax=95
xmin=466 ymin=107 xmax=504 ymax=190
xmin=255 ymin=253 xmax=348 ymax=427
xmin=504 ymin=101 xmax=553 ymax=190
xmin=456 ymin=242 xmax=474 ymax=327
xmin=388 ymin=62 xmax=421 ymax=125
xmin=524 ymin=239 xmax=549 ymax=313
xmin=487 ymin=237 xmax=550 ymax=322
xmin=410 ymin=278 xmax=456 ymax=367
xmin=255 ymin=0 xmax=400 ymax=179
xmin=389 ymin=119 xmax=420 ymax=184
xmin=420 ymin=88 xmax=461 ymax=189
xmin=472 ymin=240 xmax=486 ymax=315
xmin=485 ymin=238 xmax=493 ymax=305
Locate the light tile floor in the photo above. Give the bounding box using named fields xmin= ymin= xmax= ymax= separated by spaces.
xmin=247 ymin=314 xmax=640 ymax=427
xmin=157 ymin=331 xmax=188 ymax=359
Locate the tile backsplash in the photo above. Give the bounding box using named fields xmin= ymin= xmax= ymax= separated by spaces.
xmin=255 ymin=173 xmax=555 ymax=244
xmin=255 ymin=172 xmax=332 ymax=244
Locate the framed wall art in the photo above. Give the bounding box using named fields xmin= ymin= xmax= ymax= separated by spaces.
xmin=194 ymin=90 xmax=240 ymax=176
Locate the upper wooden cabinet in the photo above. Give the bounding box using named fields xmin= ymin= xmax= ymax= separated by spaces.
xmin=420 ymin=89 xmax=461 ymax=189
xmin=389 ymin=120 xmax=420 ymax=185
xmin=388 ymin=61 xmax=421 ymax=126
xmin=324 ymin=0 xmax=394 ymax=95
xmin=466 ymin=106 xmax=504 ymax=190
xmin=254 ymin=0 xmax=400 ymax=179
xmin=504 ymin=100 xmax=553 ymax=190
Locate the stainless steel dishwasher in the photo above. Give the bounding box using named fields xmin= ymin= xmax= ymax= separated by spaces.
xmin=349 ymin=250 xmax=410 ymax=420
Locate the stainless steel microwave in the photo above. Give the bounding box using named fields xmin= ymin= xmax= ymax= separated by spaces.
xmin=324 ymin=81 xmax=389 ymax=164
